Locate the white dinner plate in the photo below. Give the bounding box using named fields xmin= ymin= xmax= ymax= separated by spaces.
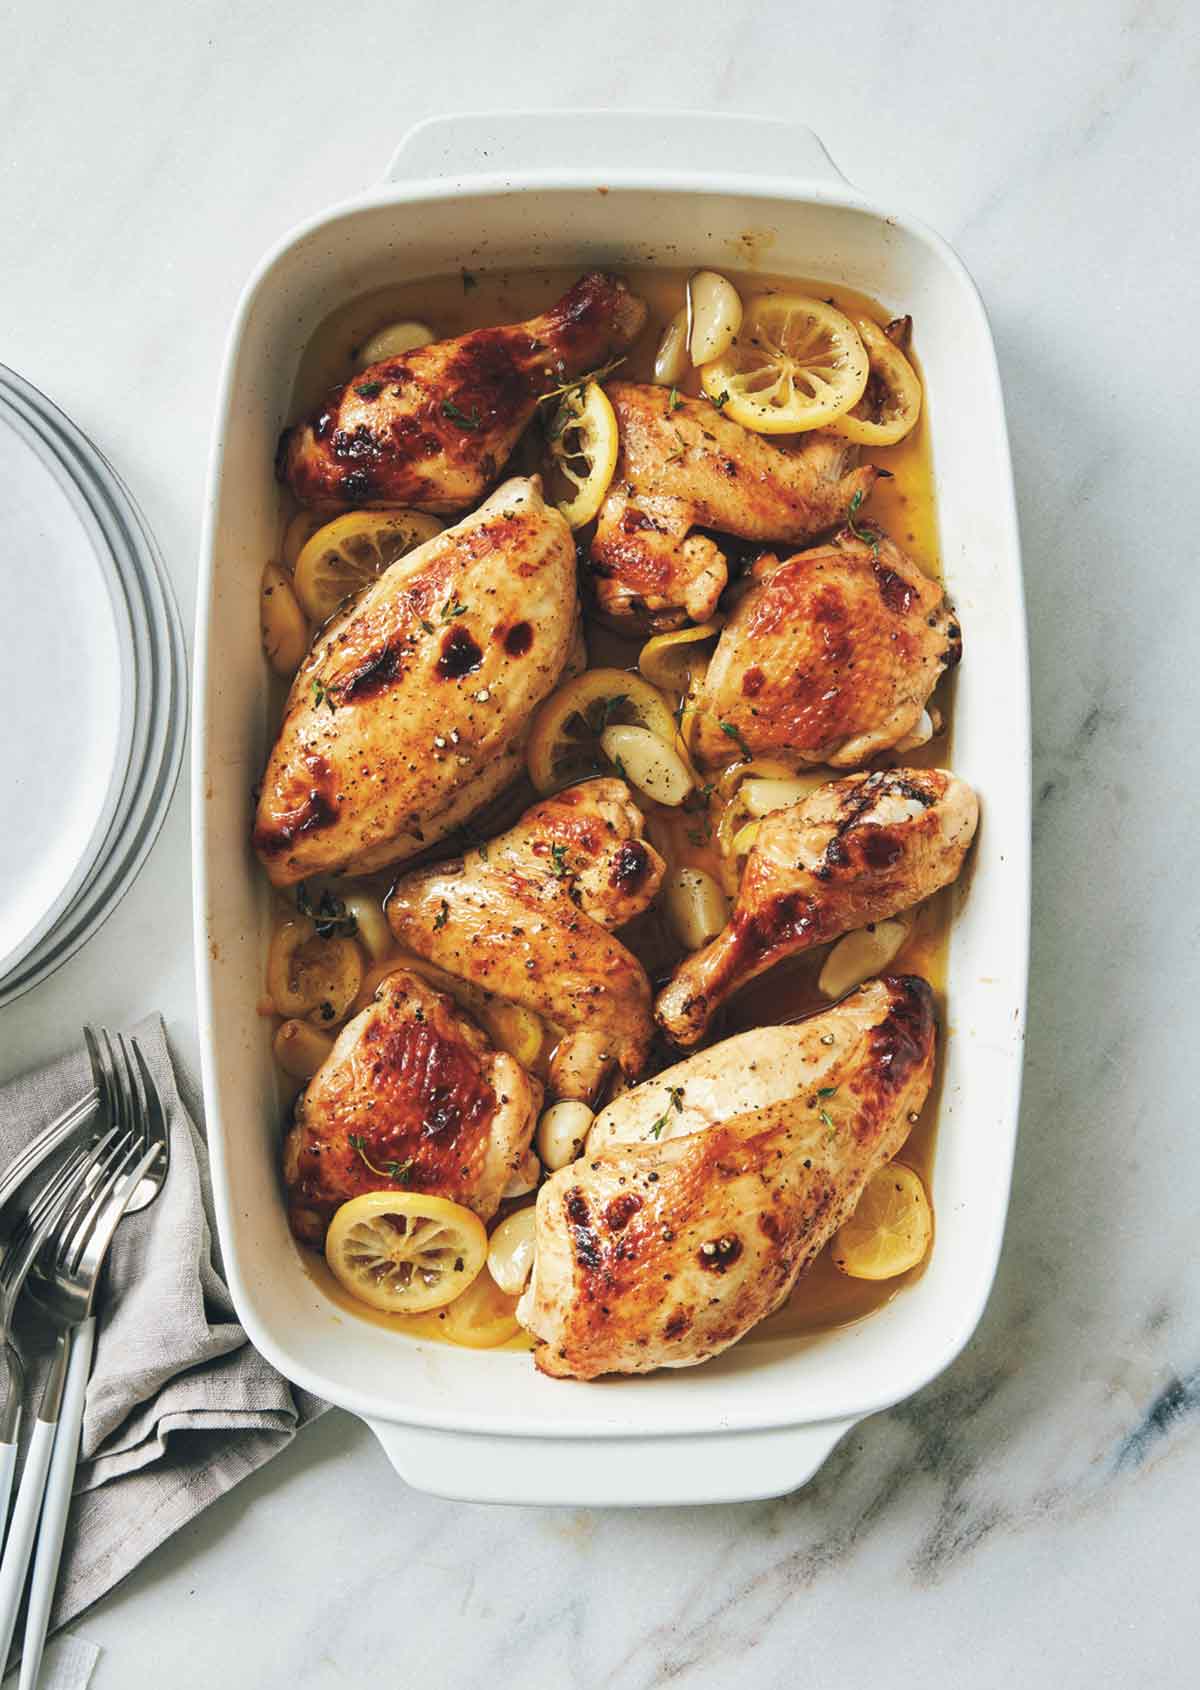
xmin=0 ymin=366 xmax=186 ymax=1006
xmin=0 ymin=388 xmax=134 ymax=982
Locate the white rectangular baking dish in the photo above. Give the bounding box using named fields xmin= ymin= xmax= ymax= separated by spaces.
xmin=193 ymin=111 xmax=1029 ymax=1507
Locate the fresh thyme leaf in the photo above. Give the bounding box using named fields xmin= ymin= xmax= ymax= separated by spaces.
xmin=668 ymin=387 xmax=683 ymax=412
xmin=649 ymin=1088 xmax=686 ymax=1142
xmin=441 ymin=398 xmax=481 ymax=431
xmin=817 ymin=1086 xmax=839 ymax=1099
xmin=419 ymin=617 xmax=435 ymax=635
xmin=354 ymin=380 xmax=383 ymax=400
xmin=586 ymin=692 xmax=628 ymax=735
xmin=719 ymin=720 xmax=753 ymax=760
xmin=846 ymin=487 xmax=881 ymax=557
xmin=296 ymin=883 xmax=357 ymax=939
xmin=549 ymin=843 xmax=570 ymax=878
xmin=708 ymin=389 xmax=731 ymax=410
xmin=349 ymin=1134 xmax=397 ymax=1180
xmin=433 ymin=898 xmax=450 ymax=930
xmin=536 ymin=355 xmax=626 ymax=409
xmin=440 ymin=596 xmax=469 ymax=622
xmin=819 ymin=1108 xmax=837 ymax=1132
xmin=611 ymin=754 xmax=629 ymax=782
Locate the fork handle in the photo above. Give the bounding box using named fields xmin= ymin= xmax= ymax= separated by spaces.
xmin=0 ymin=1433 xmax=17 ymax=1535
xmin=18 ymin=1321 xmax=94 ymax=1690
xmin=0 ymin=1406 xmax=59 ymax=1669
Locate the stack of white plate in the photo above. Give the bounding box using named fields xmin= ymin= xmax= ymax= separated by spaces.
xmin=0 ymin=364 xmax=186 ymax=1007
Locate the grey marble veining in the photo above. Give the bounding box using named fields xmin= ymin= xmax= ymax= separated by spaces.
xmin=1 ymin=0 xmax=1197 ymax=1684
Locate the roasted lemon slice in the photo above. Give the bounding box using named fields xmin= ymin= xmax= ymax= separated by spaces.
xmin=293 ymin=510 xmax=444 ymax=622
xmin=638 ymin=619 xmax=724 ymax=694
xmin=547 ymin=381 xmax=619 ymax=528
xmin=325 ymin=1191 xmax=487 ymax=1314
xmin=831 ymin=1162 xmax=932 ymax=1280
xmin=280 ymin=509 xmax=329 ymax=572
xmin=439 ymin=1267 xmax=523 ymax=1348
xmin=830 ymin=316 xmax=922 ymax=446
xmin=526 ymin=668 xmax=676 ymax=794
xmin=702 ymin=294 xmax=868 ymax=434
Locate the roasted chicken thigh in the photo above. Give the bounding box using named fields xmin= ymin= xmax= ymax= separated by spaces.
xmin=283 ymin=969 xmax=541 ymax=1246
xmin=279 ymin=273 xmax=647 ymax=512
xmin=657 ymin=768 xmax=978 ymax=1045
xmin=588 ymin=383 xmax=877 ymax=628
xmin=519 ymin=975 xmax=936 ymax=1378
xmin=386 ymin=780 xmax=665 ymax=1102
xmin=253 ymin=477 xmax=577 ymax=886
xmin=694 ymin=530 xmax=961 ymax=768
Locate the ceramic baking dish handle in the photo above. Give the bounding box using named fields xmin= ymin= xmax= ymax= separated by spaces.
xmin=384 ymin=111 xmax=848 ymax=189
xmin=365 ymin=1415 xmax=859 ymax=1507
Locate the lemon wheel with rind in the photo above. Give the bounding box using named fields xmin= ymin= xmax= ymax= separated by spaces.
xmin=324 ymin=1191 xmax=488 ymax=1314
xmin=702 ymin=294 xmax=869 ymax=434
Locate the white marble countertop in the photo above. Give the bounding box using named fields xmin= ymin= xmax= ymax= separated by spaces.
xmin=3 ymin=0 xmax=1198 ymax=1683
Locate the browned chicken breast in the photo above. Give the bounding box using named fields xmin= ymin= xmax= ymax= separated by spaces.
xmin=519 ymin=975 xmax=936 ymax=1378
xmin=283 ymin=969 xmax=541 ymax=1246
xmin=386 ymin=780 xmax=664 ymax=1102
xmin=588 ymin=383 xmax=877 ymax=628
xmin=657 ymin=768 xmax=978 ymax=1046
xmin=279 ymin=273 xmax=647 ymax=512
xmin=253 ymin=477 xmax=577 ymax=886
xmin=693 ymin=530 xmax=961 ymax=768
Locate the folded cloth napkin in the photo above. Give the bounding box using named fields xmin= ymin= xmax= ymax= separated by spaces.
xmin=0 ymin=1016 xmax=325 ymax=1643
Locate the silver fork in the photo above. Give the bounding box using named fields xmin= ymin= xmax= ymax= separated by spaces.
xmin=14 ymin=1035 xmax=169 ymax=1688
xmin=0 ymin=1134 xmax=112 ymax=1541
xmin=0 ymin=1043 xmax=109 ymax=1522
xmin=0 ymin=1124 xmax=131 ymax=1667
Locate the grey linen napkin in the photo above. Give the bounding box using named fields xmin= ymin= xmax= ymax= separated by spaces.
xmin=0 ymin=1016 xmax=325 ymax=1637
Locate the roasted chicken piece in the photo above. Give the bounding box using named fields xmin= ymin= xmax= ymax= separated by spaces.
xmin=253 ymin=477 xmax=577 ymax=886
xmin=518 ymin=975 xmax=936 ymax=1378
xmin=283 ymin=969 xmax=541 ymax=1246
xmin=279 ymin=273 xmax=647 ymax=512
xmin=386 ymin=780 xmax=664 ymax=1102
xmin=588 ymin=383 xmax=878 ymax=628
xmin=657 ymin=768 xmax=977 ymax=1046
xmin=693 ymin=530 xmax=961 ymax=768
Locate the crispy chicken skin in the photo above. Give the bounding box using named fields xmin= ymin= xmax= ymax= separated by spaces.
xmin=657 ymin=768 xmax=978 ymax=1046
xmin=386 ymin=780 xmax=664 ymax=1102
xmin=279 ymin=274 xmax=647 ymax=513
xmin=694 ymin=530 xmax=961 ymax=768
xmin=253 ymin=477 xmax=577 ymax=886
xmin=519 ymin=975 xmax=936 ymax=1378
xmin=588 ymin=383 xmax=878 ymax=628
xmin=283 ymin=969 xmax=541 ymax=1246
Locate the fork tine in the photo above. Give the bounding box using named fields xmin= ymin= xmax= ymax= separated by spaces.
xmin=98 ymin=1030 xmax=130 ymax=1141
xmin=55 ymin=1135 xmax=139 ymax=1280
xmin=0 ymin=1137 xmax=113 ymax=1292
xmin=82 ymin=1027 xmax=113 ymax=1131
xmin=127 ymin=1038 xmax=166 ymax=1149
xmin=61 ymin=1139 xmax=163 ymax=1286
xmin=111 ymin=1037 xmax=148 ymax=1152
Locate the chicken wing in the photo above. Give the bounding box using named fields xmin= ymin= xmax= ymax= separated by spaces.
xmin=386 ymin=780 xmax=665 ymax=1101
xmin=283 ymin=969 xmax=541 ymax=1246
xmin=518 ymin=975 xmax=936 ymax=1378
xmin=657 ymin=768 xmax=977 ymax=1046
xmin=279 ymin=274 xmax=647 ymax=513
xmin=693 ymin=530 xmax=961 ymax=768
xmin=588 ymin=383 xmax=878 ymax=628
xmin=253 ymin=477 xmax=577 ymax=886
